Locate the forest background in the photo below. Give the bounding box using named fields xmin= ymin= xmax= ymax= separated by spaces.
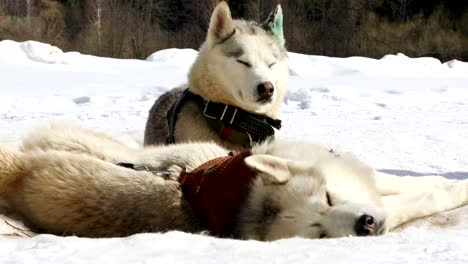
xmin=0 ymin=0 xmax=466 ymax=61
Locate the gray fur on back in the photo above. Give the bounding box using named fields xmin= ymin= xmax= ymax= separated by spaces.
xmin=144 ymin=86 xmax=185 ymax=146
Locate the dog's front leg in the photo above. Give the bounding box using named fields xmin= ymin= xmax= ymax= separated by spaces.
xmin=375 ymin=171 xmax=456 ymax=195
xmin=382 ymin=179 xmax=468 ymax=230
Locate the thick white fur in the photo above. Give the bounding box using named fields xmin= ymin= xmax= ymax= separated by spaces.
xmin=0 ymin=122 xmax=467 ymax=240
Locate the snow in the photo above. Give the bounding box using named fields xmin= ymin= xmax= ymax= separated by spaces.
xmin=0 ymin=40 xmax=467 ymax=263
xmin=1 ymin=228 xmax=468 ymax=264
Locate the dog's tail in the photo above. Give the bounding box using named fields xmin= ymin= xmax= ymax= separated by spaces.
xmin=0 ymin=144 xmax=24 ymax=194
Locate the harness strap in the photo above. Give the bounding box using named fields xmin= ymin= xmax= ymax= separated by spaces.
xmin=166 ymin=88 xmax=282 ymax=146
xmin=115 ymin=162 xmax=172 ymax=176
xmin=166 ymin=89 xmax=203 ymax=144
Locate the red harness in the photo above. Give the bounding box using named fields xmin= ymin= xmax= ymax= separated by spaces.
xmin=179 ymin=150 xmax=257 ymax=237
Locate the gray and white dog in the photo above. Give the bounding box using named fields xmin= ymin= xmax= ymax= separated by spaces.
xmin=1 ymin=122 xmax=467 ymax=240
xmin=144 ymin=2 xmax=288 ymax=150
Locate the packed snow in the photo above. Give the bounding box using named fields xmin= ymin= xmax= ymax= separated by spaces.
xmin=0 ymin=40 xmax=467 ymax=263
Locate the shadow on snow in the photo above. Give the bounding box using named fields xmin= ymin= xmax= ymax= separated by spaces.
xmin=379 ymin=169 xmax=468 ymax=180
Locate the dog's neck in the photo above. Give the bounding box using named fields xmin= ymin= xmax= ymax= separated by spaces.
xmin=166 ymin=89 xmax=282 ymax=146
xmin=179 ymin=150 xmax=256 ymax=237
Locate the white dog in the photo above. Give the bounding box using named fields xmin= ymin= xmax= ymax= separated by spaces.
xmin=144 ymin=2 xmax=288 ymax=150
xmin=0 ymin=123 xmax=466 ymax=240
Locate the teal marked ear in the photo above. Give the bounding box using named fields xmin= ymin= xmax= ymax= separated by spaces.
xmin=262 ymin=5 xmax=285 ymax=46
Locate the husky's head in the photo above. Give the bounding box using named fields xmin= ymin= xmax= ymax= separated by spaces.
xmin=238 ymin=151 xmax=387 ymax=241
xmin=188 ymin=2 xmax=288 ymax=117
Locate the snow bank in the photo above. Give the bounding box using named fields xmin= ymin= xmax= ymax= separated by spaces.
xmin=146 ymin=48 xmax=198 ymax=74
xmin=19 ymin=41 xmax=68 ymax=64
xmin=288 ymin=51 xmax=468 ymax=78
xmin=146 ymin=48 xmax=198 ymax=64
xmin=0 ymin=40 xmax=67 ymax=64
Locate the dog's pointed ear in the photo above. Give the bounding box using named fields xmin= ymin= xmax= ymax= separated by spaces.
xmin=245 ymin=154 xmax=291 ymax=185
xmin=262 ymin=5 xmax=285 ymax=46
xmin=208 ymin=1 xmax=235 ymax=45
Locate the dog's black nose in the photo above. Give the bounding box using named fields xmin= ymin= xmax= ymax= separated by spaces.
xmin=257 ymin=81 xmax=274 ymax=100
xmin=354 ymin=214 xmax=376 ymax=236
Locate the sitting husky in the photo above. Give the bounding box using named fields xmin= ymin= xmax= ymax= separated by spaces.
xmin=0 ymin=123 xmax=467 ymax=240
xmin=144 ymin=2 xmax=288 ymax=150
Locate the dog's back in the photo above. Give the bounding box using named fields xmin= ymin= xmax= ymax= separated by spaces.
xmin=144 ymin=86 xmax=185 ymax=146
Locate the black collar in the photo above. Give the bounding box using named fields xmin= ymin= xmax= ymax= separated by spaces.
xmin=166 ymin=89 xmax=281 ymax=146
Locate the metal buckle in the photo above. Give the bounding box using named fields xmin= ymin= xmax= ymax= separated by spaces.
xmin=204 ymin=101 xmax=238 ymax=124
xmin=203 ymin=101 xmax=217 ymax=119
xmin=229 ymin=108 xmax=238 ymax=124
xmin=220 ymin=105 xmax=237 ymax=124
xmin=219 ymin=105 xmax=228 ymax=120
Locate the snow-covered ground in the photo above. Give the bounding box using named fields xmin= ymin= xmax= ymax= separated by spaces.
xmin=0 ymin=40 xmax=467 ymax=263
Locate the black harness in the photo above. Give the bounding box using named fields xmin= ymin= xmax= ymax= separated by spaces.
xmin=166 ymin=89 xmax=282 ymax=146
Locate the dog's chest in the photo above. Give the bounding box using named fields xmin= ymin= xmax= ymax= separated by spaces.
xmin=179 ymin=150 xmax=257 ymax=237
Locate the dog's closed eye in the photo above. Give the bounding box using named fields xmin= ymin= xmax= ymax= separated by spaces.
xmin=237 ymin=60 xmax=251 ymax=68
xmin=326 ymin=191 xmax=333 ymax=206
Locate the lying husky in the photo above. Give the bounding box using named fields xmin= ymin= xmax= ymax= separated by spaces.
xmin=144 ymin=2 xmax=288 ymax=150
xmin=0 ymin=123 xmax=467 ymax=240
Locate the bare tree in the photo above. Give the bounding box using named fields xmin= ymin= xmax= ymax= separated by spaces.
xmin=397 ymin=0 xmax=412 ymax=22
xmin=86 ymin=0 xmax=105 ymax=54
